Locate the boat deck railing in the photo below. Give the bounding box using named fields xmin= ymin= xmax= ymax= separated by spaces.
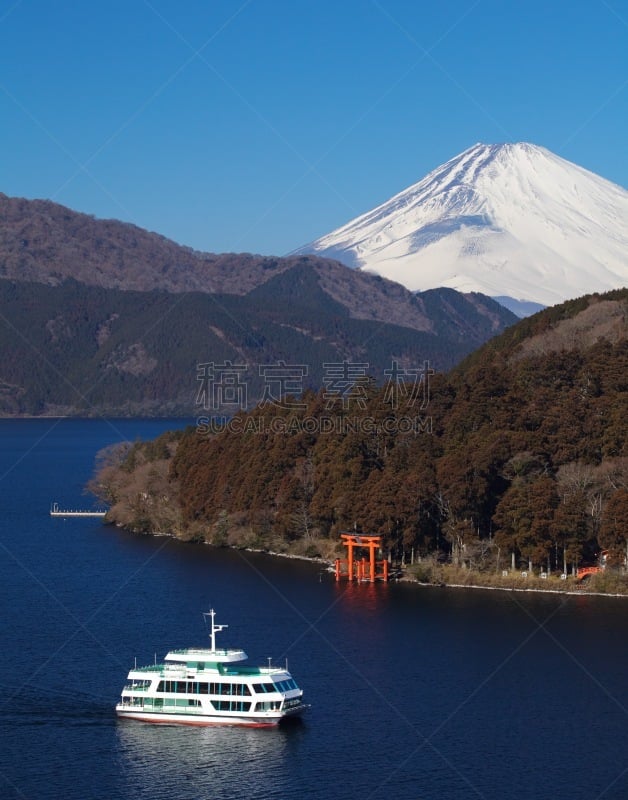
xmin=133 ymin=665 xmax=162 ymax=672
xmin=219 ymin=665 xmax=284 ymax=676
xmin=169 ymin=648 xmax=240 ymax=657
xmin=131 ymin=662 xmax=287 ymax=676
xmin=117 ymin=701 xmax=207 ymax=714
xmin=116 ymin=700 xmax=283 ymax=717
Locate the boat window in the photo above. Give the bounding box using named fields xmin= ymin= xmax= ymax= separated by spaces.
xmin=158 ymin=680 xmax=206 ymax=694
xmin=273 ymin=679 xmax=298 ymax=692
xmin=126 ymin=680 xmax=151 ymax=691
xmin=213 ymin=700 xmax=251 ymax=712
xmin=229 ymin=683 xmax=251 ymax=696
xmin=254 ymin=683 xmax=276 ymax=693
xmin=275 ymin=679 xmax=298 ymax=692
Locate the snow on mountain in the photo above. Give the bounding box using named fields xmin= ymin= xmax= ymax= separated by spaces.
xmin=297 ymin=143 xmax=628 ymax=308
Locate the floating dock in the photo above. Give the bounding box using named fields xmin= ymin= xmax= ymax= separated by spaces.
xmin=50 ymin=502 xmax=107 ymax=518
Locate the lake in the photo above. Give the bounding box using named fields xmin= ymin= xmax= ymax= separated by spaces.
xmin=1 ymin=418 xmax=628 ymax=799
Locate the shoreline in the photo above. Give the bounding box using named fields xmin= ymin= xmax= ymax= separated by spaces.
xmin=235 ymin=549 xmax=628 ymax=600
xmin=398 ymin=576 xmax=628 ymax=599
xmin=212 ymin=544 xmax=628 ymax=600
xmin=109 ymin=522 xmax=628 ymax=600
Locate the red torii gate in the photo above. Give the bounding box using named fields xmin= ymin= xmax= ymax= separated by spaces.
xmin=335 ymin=533 xmax=389 ymax=582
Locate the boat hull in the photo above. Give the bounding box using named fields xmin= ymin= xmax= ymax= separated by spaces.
xmin=116 ymin=706 xmax=305 ymax=727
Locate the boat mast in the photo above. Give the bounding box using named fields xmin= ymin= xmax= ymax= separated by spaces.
xmin=205 ymin=609 xmax=228 ymax=652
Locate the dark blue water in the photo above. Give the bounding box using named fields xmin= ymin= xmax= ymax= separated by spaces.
xmin=2 ymin=419 xmax=628 ymax=800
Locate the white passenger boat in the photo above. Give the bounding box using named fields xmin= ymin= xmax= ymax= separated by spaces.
xmin=116 ymin=609 xmax=308 ymax=727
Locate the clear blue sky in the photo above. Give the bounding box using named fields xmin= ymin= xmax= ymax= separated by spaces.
xmin=1 ymin=0 xmax=626 ymax=256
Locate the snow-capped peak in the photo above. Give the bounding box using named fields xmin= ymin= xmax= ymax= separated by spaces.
xmin=297 ymin=143 xmax=628 ymax=308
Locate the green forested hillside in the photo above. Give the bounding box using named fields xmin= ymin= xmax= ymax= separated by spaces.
xmin=95 ymin=290 xmax=628 ymax=576
xmin=0 ymin=193 xmax=517 ymax=416
xmin=0 ymin=274 xmax=514 ymax=416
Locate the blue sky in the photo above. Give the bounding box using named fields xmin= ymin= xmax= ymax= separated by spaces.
xmin=1 ymin=0 xmax=626 ymax=256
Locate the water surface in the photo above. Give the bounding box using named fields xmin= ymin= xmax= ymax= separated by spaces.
xmin=1 ymin=418 xmax=628 ymax=799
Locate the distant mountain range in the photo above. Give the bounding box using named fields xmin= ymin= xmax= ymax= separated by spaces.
xmin=0 ymin=194 xmax=516 ymax=416
xmin=297 ymin=143 xmax=628 ymax=312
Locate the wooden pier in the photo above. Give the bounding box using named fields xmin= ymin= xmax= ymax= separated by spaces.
xmin=50 ymin=502 xmax=107 ymax=518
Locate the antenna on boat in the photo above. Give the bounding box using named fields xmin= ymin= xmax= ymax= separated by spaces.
xmin=267 ymin=656 xmax=272 ymax=669
xmin=203 ymin=608 xmax=227 ymax=652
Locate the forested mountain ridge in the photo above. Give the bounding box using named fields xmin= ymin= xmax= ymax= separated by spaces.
xmin=0 ymin=191 xmax=513 ymax=333
xmin=93 ymin=290 xmax=628 ymax=576
xmin=0 ymin=275 xmax=513 ymax=416
xmin=0 ymin=194 xmax=517 ymax=415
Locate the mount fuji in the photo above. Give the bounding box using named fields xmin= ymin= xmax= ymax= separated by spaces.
xmin=297 ymin=143 xmax=628 ymax=314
